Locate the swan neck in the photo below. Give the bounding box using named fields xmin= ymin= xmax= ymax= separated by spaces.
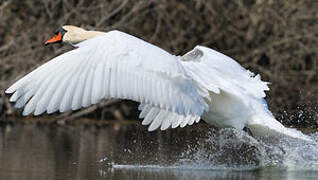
xmin=63 ymin=29 xmax=104 ymax=44
xmin=82 ymin=30 xmax=104 ymax=40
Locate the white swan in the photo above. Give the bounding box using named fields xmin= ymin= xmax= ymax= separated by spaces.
xmin=6 ymin=25 xmax=310 ymax=141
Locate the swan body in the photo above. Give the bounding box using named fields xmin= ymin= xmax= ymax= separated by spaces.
xmin=6 ymin=25 xmax=310 ymax=141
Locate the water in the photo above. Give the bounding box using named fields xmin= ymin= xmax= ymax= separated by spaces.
xmin=0 ymin=122 xmax=318 ymax=180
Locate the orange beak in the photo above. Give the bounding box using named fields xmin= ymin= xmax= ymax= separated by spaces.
xmin=45 ymin=32 xmax=62 ymax=45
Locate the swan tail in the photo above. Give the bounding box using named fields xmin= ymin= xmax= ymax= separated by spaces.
xmin=247 ymin=115 xmax=311 ymax=142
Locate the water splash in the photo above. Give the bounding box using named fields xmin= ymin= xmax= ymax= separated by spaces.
xmin=174 ymin=128 xmax=318 ymax=171
xmin=106 ymin=128 xmax=318 ymax=171
xmin=280 ymin=132 xmax=318 ymax=170
xmin=174 ymin=128 xmax=283 ymax=170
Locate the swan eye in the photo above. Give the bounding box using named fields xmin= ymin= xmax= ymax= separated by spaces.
xmin=54 ymin=28 xmax=68 ymax=36
xmin=54 ymin=29 xmax=59 ymax=35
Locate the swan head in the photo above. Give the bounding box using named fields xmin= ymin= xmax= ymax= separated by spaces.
xmin=45 ymin=25 xmax=103 ymax=45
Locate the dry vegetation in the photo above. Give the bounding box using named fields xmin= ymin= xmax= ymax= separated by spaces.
xmin=0 ymin=0 xmax=317 ymax=127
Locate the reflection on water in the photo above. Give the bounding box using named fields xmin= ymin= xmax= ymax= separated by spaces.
xmin=0 ymin=122 xmax=317 ymax=180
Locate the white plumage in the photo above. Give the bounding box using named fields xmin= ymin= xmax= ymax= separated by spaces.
xmin=6 ymin=26 xmax=310 ymax=141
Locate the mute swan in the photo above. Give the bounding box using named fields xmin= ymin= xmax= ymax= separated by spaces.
xmin=6 ymin=25 xmax=310 ymax=141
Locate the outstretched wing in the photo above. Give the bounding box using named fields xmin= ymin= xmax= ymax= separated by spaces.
xmin=6 ymin=31 xmax=208 ymax=124
xmin=180 ymin=46 xmax=269 ymax=102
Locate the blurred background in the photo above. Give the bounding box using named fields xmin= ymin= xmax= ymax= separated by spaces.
xmin=0 ymin=0 xmax=317 ymax=127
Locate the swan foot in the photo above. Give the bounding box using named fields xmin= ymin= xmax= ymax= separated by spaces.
xmin=243 ymin=126 xmax=254 ymax=137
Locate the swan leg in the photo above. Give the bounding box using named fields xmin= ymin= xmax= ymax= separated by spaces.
xmin=243 ymin=126 xmax=254 ymax=137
